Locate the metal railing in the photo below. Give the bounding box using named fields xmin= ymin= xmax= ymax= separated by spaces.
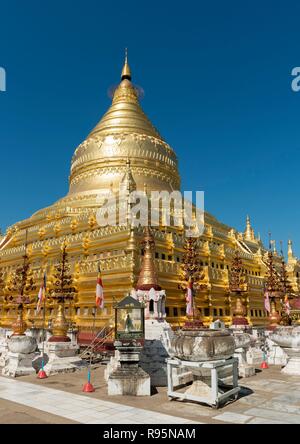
xmin=79 ymin=324 xmax=114 ymax=360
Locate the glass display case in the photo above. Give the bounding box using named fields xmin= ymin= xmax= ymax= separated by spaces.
xmin=114 ymin=295 xmax=145 ymax=341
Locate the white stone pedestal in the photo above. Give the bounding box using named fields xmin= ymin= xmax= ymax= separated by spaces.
xmin=234 ymin=348 xmax=255 ymax=378
xmin=281 ymin=349 xmax=300 ymax=376
xmin=230 ymin=329 xmax=256 ymax=377
xmin=0 ymin=336 xmax=8 ymax=368
xmin=107 ymin=343 xmax=151 ymax=396
xmin=246 ymin=347 xmax=264 ymax=366
xmin=2 ymin=351 xmax=37 ymax=377
xmin=2 ymin=335 xmax=38 ymax=377
xmin=282 ymin=356 xmax=300 ymax=375
xmin=42 ymin=342 xmax=86 ymax=375
xmin=266 ymin=338 xmax=288 ymax=366
xmin=108 ymin=367 xmax=151 ymax=396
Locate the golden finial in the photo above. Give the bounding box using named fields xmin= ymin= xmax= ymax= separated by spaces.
xmin=121 ymin=48 xmax=131 ymax=81
xmin=288 ymin=239 xmax=294 ymax=257
xmin=244 ymin=215 xmax=254 ymax=241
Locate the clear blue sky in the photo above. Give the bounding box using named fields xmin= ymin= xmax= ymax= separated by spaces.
xmin=0 ymin=1 xmax=300 ymax=256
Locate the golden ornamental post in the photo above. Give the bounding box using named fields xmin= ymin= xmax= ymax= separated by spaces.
xmin=178 ymin=236 xmax=206 ymax=329
xmin=264 ymin=236 xmax=282 ymax=329
xmin=228 ymin=249 xmax=248 ymax=326
xmin=48 ymin=241 xmax=76 ymax=342
xmin=9 ymin=230 xmax=36 ymax=336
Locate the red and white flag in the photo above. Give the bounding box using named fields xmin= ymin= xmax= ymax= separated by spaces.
xmin=284 ymin=294 xmax=291 ymax=315
xmin=186 ymin=280 xmax=193 ymax=316
xmin=264 ymin=291 xmax=271 ymax=313
xmin=37 ymin=273 xmax=46 ymax=314
xmin=96 ymin=263 xmax=104 ymax=309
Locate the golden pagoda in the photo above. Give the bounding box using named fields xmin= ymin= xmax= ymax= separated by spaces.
xmin=1 ymin=53 xmax=300 ymax=331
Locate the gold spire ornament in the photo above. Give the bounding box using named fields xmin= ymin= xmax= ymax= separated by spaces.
xmin=121 ymin=48 xmax=131 ymax=80
xmin=136 ymin=226 xmax=161 ymax=291
xmin=244 ymin=215 xmax=255 ymax=241
xmin=288 ymin=239 xmax=294 ymax=259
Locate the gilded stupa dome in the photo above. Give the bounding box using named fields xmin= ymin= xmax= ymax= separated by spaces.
xmin=16 ymin=53 xmax=181 ymax=223
xmin=68 ymin=53 xmax=180 ymax=200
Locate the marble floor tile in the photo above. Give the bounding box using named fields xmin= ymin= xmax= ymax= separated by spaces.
xmin=211 ymin=412 xmax=253 ymax=424
xmin=238 ymin=395 xmax=268 ymax=406
xmin=260 ymin=400 xmax=300 ymax=414
xmin=274 ymin=393 xmax=300 ymax=404
xmin=247 ymin=417 xmax=289 ymax=424
xmin=243 ymin=407 xmax=300 ymax=424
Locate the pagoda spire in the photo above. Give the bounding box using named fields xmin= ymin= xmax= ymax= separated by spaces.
xmin=288 ymin=239 xmax=294 ymax=259
xmin=287 ymin=239 xmax=297 ymax=266
xmin=136 ymin=226 xmax=161 ymax=291
xmin=244 ymin=215 xmax=254 ymax=241
xmin=121 ymin=48 xmax=131 ymax=81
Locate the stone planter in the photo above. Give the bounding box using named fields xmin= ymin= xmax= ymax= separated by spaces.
xmin=7 ymin=335 xmax=37 ymax=354
xmin=171 ymin=329 xmax=235 ymax=362
xmin=270 ymin=326 xmax=300 ymax=375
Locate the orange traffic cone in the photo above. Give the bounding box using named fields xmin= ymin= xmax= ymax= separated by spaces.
xmin=260 ymin=353 xmax=269 ymax=369
xmin=82 ymin=368 xmax=95 ymax=392
xmin=37 ymin=369 xmax=48 ymax=379
xmin=37 ymin=359 xmax=48 ymax=379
